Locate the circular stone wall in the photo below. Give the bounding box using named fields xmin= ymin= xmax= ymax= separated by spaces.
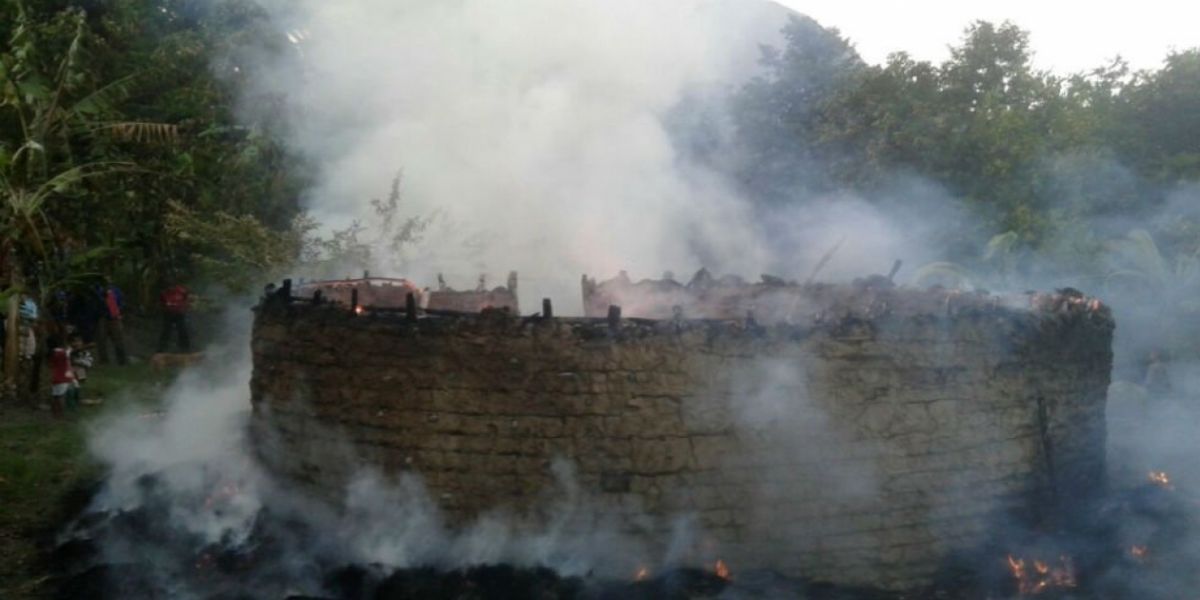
xmin=249 ymin=285 xmax=1113 ymax=590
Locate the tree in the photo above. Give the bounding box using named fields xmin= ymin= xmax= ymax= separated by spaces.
xmin=729 ymin=15 xmax=865 ymax=203
xmin=1 ymin=0 xmax=307 ymax=306
xmin=0 ymin=3 xmax=138 ymax=295
xmin=1114 ymin=50 xmax=1200 ymax=182
xmin=0 ymin=0 xmax=314 ymax=398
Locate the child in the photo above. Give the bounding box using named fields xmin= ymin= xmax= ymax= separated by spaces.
xmin=69 ymin=334 xmax=95 ymax=406
xmin=47 ymin=336 xmax=76 ymax=417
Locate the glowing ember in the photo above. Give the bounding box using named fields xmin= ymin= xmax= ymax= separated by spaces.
xmin=1007 ymin=555 xmax=1076 ymax=595
xmin=1130 ymin=545 xmax=1149 ymax=561
xmin=634 ymin=567 xmax=649 ymax=581
xmin=203 ymin=482 xmax=240 ymax=510
xmin=713 ymin=559 xmax=730 ymax=580
xmin=354 ymin=305 xmax=365 ymax=315
xmin=1148 ymin=471 xmax=1173 ymax=489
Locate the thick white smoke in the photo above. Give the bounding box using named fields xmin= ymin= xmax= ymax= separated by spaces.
xmin=87 ymin=321 xmax=264 ymax=548
xmin=245 ymin=0 xmax=802 ymax=307
xmin=69 ymin=5 xmax=929 ymax=597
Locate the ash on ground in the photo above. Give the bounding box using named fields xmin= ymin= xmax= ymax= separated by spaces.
xmin=48 ymin=465 xmax=1200 ymax=599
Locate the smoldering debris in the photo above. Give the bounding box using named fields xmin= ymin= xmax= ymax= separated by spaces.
xmin=50 ymin=473 xmax=1200 ymax=599
xmin=47 ymin=470 xmax=883 ymax=600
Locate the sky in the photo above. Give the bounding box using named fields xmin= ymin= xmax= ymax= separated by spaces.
xmin=776 ymin=0 xmax=1199 ymax=74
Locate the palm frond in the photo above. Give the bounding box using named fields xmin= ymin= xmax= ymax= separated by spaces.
xmin=93 ymin=121 xmax=180 ymax=145
xmin=983 ymin=230 xmax=1020 ymax=262
xmin=24 ymin=161 xmax=138 ymax=209
xmin=1106 ymin=229 xmax=1169 ymax=288
xmin=70 ymin=73 xmax=141 ymax=117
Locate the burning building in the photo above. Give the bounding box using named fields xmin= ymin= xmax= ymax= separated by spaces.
xmin=249 ymin=272 xmax=1113 ymax=591
xmin=295 ymin=276 xmax=424 ymax=309
xmin=295 ymin=272 xmax=519 ymax=314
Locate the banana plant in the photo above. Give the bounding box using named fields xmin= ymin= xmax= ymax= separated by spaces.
xmin=911 ymin=230 xmax=1025 ymax=290
xmin=1105 ymin=229 xmax=1200 ymax=313
xmin=0 ymin=2 xmax=173 ymax=391
xmin=0 ymin=4 xmax=163 ymax=291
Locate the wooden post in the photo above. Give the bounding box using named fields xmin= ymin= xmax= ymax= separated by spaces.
xmin=312 ymin=290 xmax=323 ymax=305
xmin=351 ymin=288 xmax=359 ymax=312
xmin=542 ymin=298 xmax=553 ymax=319
xmin=406 ymin=293 xmax=418 ymax=322
xmin=607 ymin=305 xmax=621 ymax=332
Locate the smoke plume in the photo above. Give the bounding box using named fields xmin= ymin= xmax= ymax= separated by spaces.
xmin=240 ymin=0 xmax=837 ymax=306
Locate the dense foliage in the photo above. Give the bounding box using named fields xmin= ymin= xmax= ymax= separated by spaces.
xmin=725 ymin=17 xmax=1200 ymax=286
xmin=1 ymin=0 xmax=305 ymax=307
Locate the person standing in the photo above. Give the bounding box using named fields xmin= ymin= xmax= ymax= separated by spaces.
xmin=18 ymin=294 xmax=39 ymax=405
xmin=47 ymin=336 xmax=75 ymax=417
xmin=95 ymin=278 xmax=128 ymax=365
xmin=69 ymin=333 xmax=94 ymax=405
xmin=157 ymin=281 xmax=191 ymax=353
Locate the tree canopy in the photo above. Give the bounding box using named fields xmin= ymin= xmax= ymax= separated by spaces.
xmin=726 ymin=17 xmax=1200 ymax=287
xmin=1 ymin=0 xmax=306 ymax=306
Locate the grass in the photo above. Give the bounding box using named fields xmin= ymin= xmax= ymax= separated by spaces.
xmin=0 ymin=361 xmax=175 ymax=599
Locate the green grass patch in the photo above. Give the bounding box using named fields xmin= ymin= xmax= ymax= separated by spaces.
xmin=0 ymin=362 xmax=176 ymax=599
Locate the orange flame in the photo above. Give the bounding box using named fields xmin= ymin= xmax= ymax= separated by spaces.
xmin=354 ymin=305 xmax=365 ymax=316
xmin=1148 ymin=471 xmax=1173 ymax=490
xmin=713 ymin=559 xmax=730 ymax=580
xmin=1007 ymin=555 xmax=1075 ymax=595
xmin=634 ymin=567 xmax=649 ymax=581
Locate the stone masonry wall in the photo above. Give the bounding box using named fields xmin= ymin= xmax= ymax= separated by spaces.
xmin=249 ymin=287 xmax=1113 ymax=590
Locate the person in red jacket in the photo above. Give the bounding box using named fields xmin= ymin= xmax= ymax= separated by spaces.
xmin=157 ymin=281 xmax=192 ymax=353
xmin=47 ymin=336 xmax=76 ymax=418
